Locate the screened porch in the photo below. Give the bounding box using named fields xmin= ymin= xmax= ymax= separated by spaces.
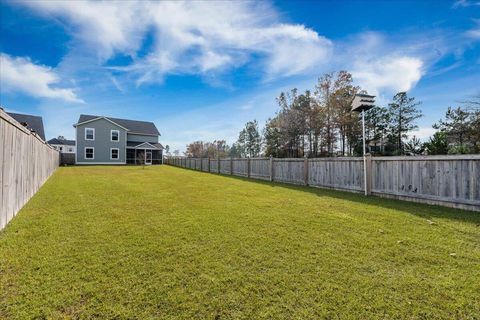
xmin=126 ymin=143 xmax=163 ymax=165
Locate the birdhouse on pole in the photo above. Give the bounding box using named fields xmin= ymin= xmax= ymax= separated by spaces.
xmin=351 ymin=93 xmax=375 ymax=113
xmin=351 ymin=93 xmax=375 ymax=197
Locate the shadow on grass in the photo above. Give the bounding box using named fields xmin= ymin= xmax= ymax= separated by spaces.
xmin=177 ymin=166 xmax=480 ymax=225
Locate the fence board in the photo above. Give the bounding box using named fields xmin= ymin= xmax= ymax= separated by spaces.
xmin=209 ymin=159 xmax=218 ymax=173
xmin=1 ymin=110 xmax=60 ymax=230
xmin=250 ymin=158 xmax=270 ymax=180
xmin=219 ymin=159 xmax=231 ymax=175
xmin=308 ymin=158 xmax=363 ymax=191
xmin=201 ymin=159 xmax=209 ymax=172
xmin=232 ymin=159 xmax=248 ymax=176
xmin=371 ymin=157 xmax=480 ymax=208
xmin=273 ymin=159 xmax=305 ymax=185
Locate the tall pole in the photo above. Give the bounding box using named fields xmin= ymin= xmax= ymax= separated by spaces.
xmin=362 ymin=110 xmax=367 ymax=196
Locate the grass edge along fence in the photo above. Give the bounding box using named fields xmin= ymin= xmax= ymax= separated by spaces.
xmin=166 ymin=155 xmax=480 ymax=212
xmin=0 ymin=109 xmax=60 ymax=230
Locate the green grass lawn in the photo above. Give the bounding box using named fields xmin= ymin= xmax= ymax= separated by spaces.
xmin=1 ymin=165 xmax=479 ymax=319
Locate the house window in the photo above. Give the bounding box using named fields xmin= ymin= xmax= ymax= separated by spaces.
xmin=111 ymin=130 xmax=119 ymax=141
xmin=68 ymin=147 xmax=73 ymax=152
xmin=59 ymin=146 xmax=63 ymax=151
xmin=111 ymin=148 xmax=119 ymax=160
xmin=85 ymin=147 xmax=94 ymax=159
xmin=85 ymin=128 xmax=95 ymax=140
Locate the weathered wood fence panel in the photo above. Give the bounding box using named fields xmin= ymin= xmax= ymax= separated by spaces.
xmin=273 ymin=159 xmax=305 ymax=185
xmin=219 ymin=159 xmax=231 ymax=175
xmin=187 ymin=158 xmax=194 ymax=169
xmin=371 ymin=156 xmax=480 ymax=209
xmin=210 ymin=159 xmax=218 ymax=172
xmin=165 ymin=155 xmax=480 ymax=211
xmin=308 ymin=158 xmax=363 ymax=192
xmin=194 ymin=159 xmax=202 ymax=171
xmin=232 ymin=159 xmax=248 ymax=176
xmin=250 ymin=158 xmax=270 ymax=180
xmin=1 ymin=110 xmax=60 ymax=230
xmin=201 ymin=159 xmax=209 ymax=172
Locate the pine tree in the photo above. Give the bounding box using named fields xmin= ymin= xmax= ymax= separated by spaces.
xmin=404 ymin=136 xmax=424 ymax=155
xmin=236 ymin=120 xmax=262 ymax=157
xmin=364 ymin=106 xmax=390 ymax=154
xmin=424 ymin=132 xmax=449 ymax=155
xmin=387 ymin=92 xmax=423 ymax=155
xmin=433 ymin=107 xmax=470 ymax=152
xmin=263 ymin=117 xmax=282 ymax=157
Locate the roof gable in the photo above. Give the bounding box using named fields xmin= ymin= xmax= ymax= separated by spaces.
xmin=75 ymin=116 xmax=129 ymax=131
xmin=7 ymin=112 xmax=46 ymax=141
xmin=76 ymin=114 xmax=160 ymax=136
xmin=127 ymin=141 xmax=164 ymax=150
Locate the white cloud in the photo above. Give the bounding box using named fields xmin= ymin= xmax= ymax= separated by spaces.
xmin=336 ymin=32 xmax=424 ymax=94
xmin=0 ymin=53 xmax=83 ymax=103
xmin=410 ymin=127 xmax=436 ymax=141
xmin=465 ymin=20 xmax=480 ymax=39
xmin=353 ymin=56 xmax=424 ymax=94
xmin=18 ymin=0 xmax=332 ymax=84
xmin=466 ymin=28 xmax=480 ymax=38
xmin=21 ymin=1 xmax=146 ymax=60
xmin=452 ymin=0 xmax=480 ymax=8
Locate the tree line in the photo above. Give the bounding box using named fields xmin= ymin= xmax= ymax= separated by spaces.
xmin=171 ymin=71 xmax=479 ymax=158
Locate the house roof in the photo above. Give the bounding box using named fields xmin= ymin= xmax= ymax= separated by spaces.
xmin=76 ymin=114 xmax=160 ymax=136
xmin=47 ymin=138 xmax=76 ymax=146
xmin=7 ymin=112 xmax=46 ymax=141
xmin=127 ymin=141 xmax=164 ymax=150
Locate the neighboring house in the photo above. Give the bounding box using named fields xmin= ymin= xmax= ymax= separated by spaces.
xmin=47 ymin=137 xmax=76 ymax=154
xmin=73 ymin=114 xmax=163 ymax=165
xmin=7 ymin=112 xmax=46 ymax=141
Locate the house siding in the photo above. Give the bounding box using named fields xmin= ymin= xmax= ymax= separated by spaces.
xmin=127 ymin=133 xmax=159 ymax=143
xmin=76 ymin=118 xmax=127 ymax=163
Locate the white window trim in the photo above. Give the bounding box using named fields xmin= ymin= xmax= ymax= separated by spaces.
xmin=84 ymin=147 xmax=95 ymax=160
xmin=110 ymin=148 xmax=120 ymax=160
xmin=85 ymin=128 xmax=95 ymax=141
xmin=111 ymin=129 xmax=120 ymax=142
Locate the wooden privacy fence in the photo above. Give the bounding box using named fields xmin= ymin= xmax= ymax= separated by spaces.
xmin=166 ymin=155 xmax=480 ymax=212
xmin=1 ymin=110 xmax=60 ymax=230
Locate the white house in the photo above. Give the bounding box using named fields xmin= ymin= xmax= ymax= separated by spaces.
xmin=47 ymin=137 xmax=76 ymax=154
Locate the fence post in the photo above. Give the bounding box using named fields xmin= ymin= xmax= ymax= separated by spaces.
xmin=304 ymin=156 xmax=309 ymax=186
xmin=230 ymin=157 xmax=233 ymax=175
xmin=365 ymin=153 xmax=372 ymax=196
xmin=269 ymin=156 xmax=274 ymax=181
xmin=208 ymin=157 xmax=211 ymax=172
xmin=218 ymin=158 xmax=221 ymax=174
xmin=247 ymin=157 xmax=251 ymax=178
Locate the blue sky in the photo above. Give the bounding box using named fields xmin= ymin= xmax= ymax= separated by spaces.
xmin=1 ymin=0 xmax=479 ymax=151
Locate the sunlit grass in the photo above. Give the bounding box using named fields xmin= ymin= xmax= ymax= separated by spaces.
xmin=1 ymin=165 xmax=479 ymax=319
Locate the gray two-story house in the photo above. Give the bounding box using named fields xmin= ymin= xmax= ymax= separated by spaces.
xmin=74 ymin=114 xmax=163 ymax=165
